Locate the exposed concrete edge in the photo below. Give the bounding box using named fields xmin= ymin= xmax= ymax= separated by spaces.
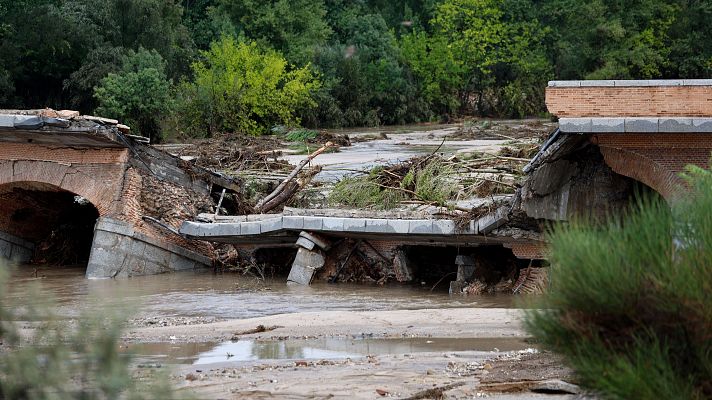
xmin=559 ymin=117 xmax=712 ymax=134
xmin=96 ymin=218 xmax=212 ymax=266
xmin=548 ymin=79 xmax=712 ymax=87
xmin=181 ymin=215 xmax=479 ymax=238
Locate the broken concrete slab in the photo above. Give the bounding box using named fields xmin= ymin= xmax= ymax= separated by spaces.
xmin=299 ymin=231 xmax=331 ymax=251
xmin=287 ymin=247 xmax=326 ymax=285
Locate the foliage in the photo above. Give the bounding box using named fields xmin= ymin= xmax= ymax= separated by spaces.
xmin=175 ymin=37 xmax=321 ymax=136
xmin=0 ymin=0 xmax=710 ymax=127
xmin=94 ymin=48 xmax=173 ymax=141
xmin=524 ymin=166 xmax=712 ymax=399
xmin=0 ymin=265 xmax=178 ymax=399
xmin=329 ymin=157 xmax=456 ymax=208
xmin=285 ymin=128 xmax=318 ymax=142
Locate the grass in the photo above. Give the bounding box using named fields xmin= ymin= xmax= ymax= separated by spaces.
xmin=524 ymin=164 xmax=712 ymax=399
xmin=329 ymin=157 xmax=456 ymax=209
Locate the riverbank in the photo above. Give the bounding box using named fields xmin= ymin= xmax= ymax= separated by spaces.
xmin=124 ymin=307 xmax=582 ymax=399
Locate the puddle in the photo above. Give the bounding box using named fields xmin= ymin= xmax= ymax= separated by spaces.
xmin=128 ymin=337 xmax=531 ymax=365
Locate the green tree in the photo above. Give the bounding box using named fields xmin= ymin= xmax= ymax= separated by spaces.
xmin=94 ymin=48 xmax=173 ymax=141
xmin=217 ymin=0 xmax=332 ymax=65
xmin=175 ymin=37 xmax=321 ymax=136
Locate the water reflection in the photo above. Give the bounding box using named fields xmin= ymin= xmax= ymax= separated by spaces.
xmin=127 ymin=337 xmax=531 ymax=365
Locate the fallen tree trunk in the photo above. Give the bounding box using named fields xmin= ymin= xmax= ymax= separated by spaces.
xmin=255 ymin=142 xmax=334 ymax=212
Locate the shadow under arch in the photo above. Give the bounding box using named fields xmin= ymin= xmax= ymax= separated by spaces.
xmin=0 ymin=181 xmax=100 ymax=266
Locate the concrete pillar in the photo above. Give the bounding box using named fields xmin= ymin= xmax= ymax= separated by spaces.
xmin=286 ymin=231 xmax=329 ymax=285
xmin=450 ymin=255 xmax=476 ymax=295
xmin=86 ymin=217 xmax=211 ymax=278
xmin=392 ymin=248 xmax=415 ymax=282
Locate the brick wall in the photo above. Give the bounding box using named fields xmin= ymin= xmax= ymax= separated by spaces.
xmin=593 ymin=133 xmax=712 ymax=200
xmin=546 ymin=86 xmax=712 ymax=118
xmin=506 ymin=242 xmax=547 ymax=260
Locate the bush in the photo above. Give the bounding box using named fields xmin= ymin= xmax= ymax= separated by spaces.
xmin=0 ymin=265 xmax=177 ymax=399
xmin=525 ymin=165 xmax=712 ymax=399
xmin=175 ymin=37 xmax=321 ymax=137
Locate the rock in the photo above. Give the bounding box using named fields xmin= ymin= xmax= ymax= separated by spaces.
xmin=530 ymin=379 xmax=581 ymax=394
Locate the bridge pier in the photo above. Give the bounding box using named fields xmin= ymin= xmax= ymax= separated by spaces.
xmin=0 ymin=230 xmax=33 ymax=263
xmin=86 ymin=217 xmax=212 ymax=278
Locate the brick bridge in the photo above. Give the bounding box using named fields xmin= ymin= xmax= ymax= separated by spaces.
xmin=545 ymin=79 xmax=712 ymax=201
xmin=0 ymin=110 xmax=237 ymax=277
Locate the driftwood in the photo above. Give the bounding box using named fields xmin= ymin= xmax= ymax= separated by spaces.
xmin=255 ymin=142 xmax=334 ymax=212
xmin=258 ymin=165 xmax=322 ymax=213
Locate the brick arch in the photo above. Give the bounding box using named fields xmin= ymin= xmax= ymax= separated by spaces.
xmin=0 ymin=159 xmax=127 ymax=216
xmin=597 ymin=146 xmax=685 ymax=202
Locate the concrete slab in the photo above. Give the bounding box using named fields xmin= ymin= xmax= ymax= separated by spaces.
xmin=387 ymin=219 xmax=410 ymax=234
xmin=590 ymin=118 xmax=625 ymax=133
xmin=302 ymin=216 xmax=323 ymax=230
xmin=365 ymin=219 xmax=393 ymax=233
xmin=283 ymin=216 xmax=304 ymax=230
xmin=322 ymin=217 xmax=345 ymax=232
xmin=259 ymin=217 xmax=283 ymax=233
xmin=239 ymin=221 xmax=261 ymax=235
xmin=559 ymin=118 xmax=592 ymax=133
xmin=432 ymin=219 xmax=456 ymax=235
xmin=409 ymin=220 xmax=434 ymax=234
xmin=625 ymin=118 xmax=659 ymax=133
xmin=693 ymin=119 xmax=712 ymax=132
xmin=659 ymin=118 xmax=695 ymax=133
xmin=343 ymin=218 xmax=366 ymax=232
xmin=295 ymin=237 xmax=316 ymax=251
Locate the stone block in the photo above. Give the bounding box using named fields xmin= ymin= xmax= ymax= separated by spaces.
xmin=144 ymin=244 xmax=170 ymax=265
xmin=456 ymin=264 xmax=476 ymax=282
xmin=259 ymin=217 xmax=283 ymax=233
xmin=93 ymin=230 xmax=119 ymax=247
xmin=590 ymin=118 xmax=625 ymax=133
xmin=343 ymin=218 xmax=366 ymax=232
xmin=558 ymin=118 xmax=592 ymax=133
xmin=322 ymin=217 xmax=344 ymax=231
xmin=295 ymin=237 xmax=316 ymax=251
xmin=432 ymin=219 xmax=456 ymax=235
xmin=393 ymin=249 xmax=414 ymax=282
xmin=287 ymin=264 xmax=317 ymax=285
xmin=299 ymin=231 xmax=331 ymax=251
xmin=170 ymin=253 xmax=197 ymax=271
xmin=624 ymin=118 xmax=658 ymax=133
xmin=476 ymin=207 xmax=509 ymax=234
xmin=365 ymin=219 xmax=392 ymax=233
xmin=386 ymin=219 xmax=410 ymax=234
xmin=582 ymin=80 xmax=615 ymax=87
xmin=239 ymin=221 xmax=261 ymax=235
xmin=302 ymin=216 xmax=323 ymax=230
xmin=693 ymin=119 xmax=712 ymax=132
xmin=95 ymin=217 xmax=134 ymax=237
xmin=287 ymin=247 xmax=325 ymax=285
xmin=0 ymin=115 xmax=15 ymax=127
xmin=408 ymin=220 xmax=433 ymax=234
xmin=283 ymin=216 xmax=304 ymax=230
xmin=449 ymin=281 xmax=465 ymax=295
xmin=659 ymin=118 xmax=694 ymax=133
xmin=548 ymin=81 xmax=580 ymax=87
xmin=682 ymin=79 xmax=712 ymax=86
xmin=615 ymin=80 xmax=653 ymax=87
xmin=0 ymin=241 xmax=11 ymax=258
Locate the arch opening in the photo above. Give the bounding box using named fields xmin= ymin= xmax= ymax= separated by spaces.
xmin=0 ymin=181 xmax=99 ymax=267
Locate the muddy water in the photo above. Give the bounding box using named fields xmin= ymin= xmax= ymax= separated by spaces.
xmin=7 ymin=265 xmax=515 ymax=322
xmin=128 ymin=337 xmax=531 ymax=365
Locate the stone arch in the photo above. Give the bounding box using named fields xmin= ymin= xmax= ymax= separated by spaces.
xmin=0 ymin=159 xmax=126 ymax=216
xmin=0 ymin=180 xmax=101 ymax=264
xmin=597 ymin=146 xmax=685 ymax=202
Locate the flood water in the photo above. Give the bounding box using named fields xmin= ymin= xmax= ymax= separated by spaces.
xmin=128 ymin=337 xmax=531 ymax=365
xmin=6 ymin=265 xmax=515 ymax=322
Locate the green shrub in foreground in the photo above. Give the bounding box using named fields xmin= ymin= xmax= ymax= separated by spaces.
xmin=525 ymin=165 xmax=712 ymax=399
xmin=0 ymin=266 xmax=178 ymax=399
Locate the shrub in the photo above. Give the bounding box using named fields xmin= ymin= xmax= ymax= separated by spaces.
xmin=0 ymin=265 xmax=177 ymax=399
xmin=175 ymin=37 xmax=321 ymax=136
xmin=525 ymin=165 xmax=712 ymax=399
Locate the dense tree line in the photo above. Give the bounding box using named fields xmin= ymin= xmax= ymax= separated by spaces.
xmin=0 ymin=0 xmax=710 ymax=140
